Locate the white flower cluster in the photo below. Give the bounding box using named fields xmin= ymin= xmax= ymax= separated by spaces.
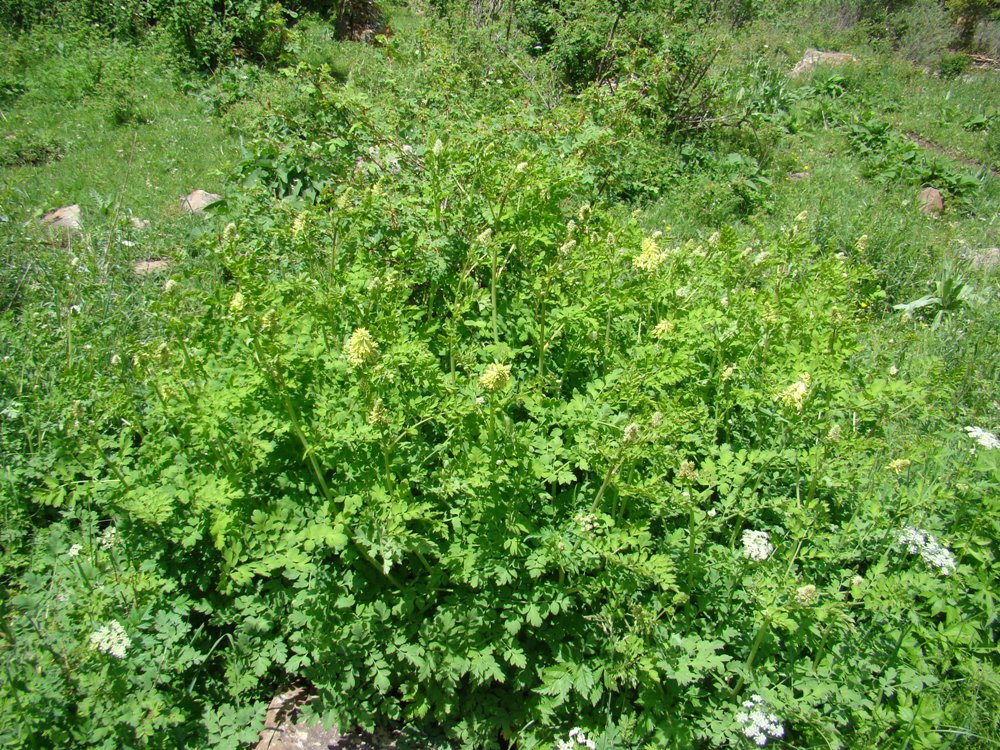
xmin=742 ymin=530 xmax=773 ymax=561
xmin=964 ymin=426 xmax=1000 ymax=450
xmin=555 ymin=728 xmax=596 ymax=750
xmin=89 ymin=620 xmax=131 ymax=659
xmin=67 ymin=544 xmax=82 ymax=558
xmin=99 ymin=526 xmax=118 ymax=550
xmin=736 ymin=695 xmax=785 ymax=746
xmin=898 ymin=526 xmax=957 ymax=576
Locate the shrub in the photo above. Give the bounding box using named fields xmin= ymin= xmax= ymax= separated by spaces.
xmin=163 ymin=0 xmax=290 ymax=70
xmin=937 ymin=50 xmax=970 ymax=78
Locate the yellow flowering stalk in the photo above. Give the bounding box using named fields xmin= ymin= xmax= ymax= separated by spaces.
xmin=345 ymin=328 xmax=379 ymax=368
xmin=633 ymin=237 xmax=668 ymax=272
xmin=777 ymin=373 xmax=811 ymax=411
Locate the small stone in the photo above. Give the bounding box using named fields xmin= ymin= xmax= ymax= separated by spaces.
xmin=133 ymin=259 xmax=171 ymax=276
xmin=918 ymin=186 xmax=944 ymax=215
xmin=787 ymin=171 xmax=811 ymax=181
xmin=180 ymin=189 xmax=222 ymax=213
xmin=789 ymin=48 xmax=859 ymax=77
xmin=968 ymin=247 xmax=1000 ymax=270
xmin=129 ymin=216 xmax=151 ymax=230
xmin=40 ymin=204 xmax=82 ymax=231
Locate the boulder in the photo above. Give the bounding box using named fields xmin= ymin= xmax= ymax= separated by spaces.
xmin=790 ymin=48 xmax=859 ymax=77
xmin=40 ymin=204 xmax=82 ymax=232
xmin=180 ymin=189 xmax=222 ymax=213
xmin=918 ymin=186 xmax=944 ymax=215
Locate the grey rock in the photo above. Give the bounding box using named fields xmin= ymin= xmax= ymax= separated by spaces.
xmin=790 ymin=49 xmax=859 ymax=77
xmin=255 ymin=690 xmax=445 ymax=750
xmin=968 ymin=247 xmax=1000 ymax=270
xmin=133 ymin=259 xmax=171 ymax=276
xmin=180 ymin=189 xmax=222 ymax=213
xmin=40 ymin=204 xmax=82 ymax=231
xmin=918 ymin=186 xmax=944 ymax=215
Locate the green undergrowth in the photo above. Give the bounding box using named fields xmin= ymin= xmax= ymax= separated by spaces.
xmin=0 ymin=23 xmax=233 ymax=223
xmin=1 ymin=3 xmax=999 ymax=750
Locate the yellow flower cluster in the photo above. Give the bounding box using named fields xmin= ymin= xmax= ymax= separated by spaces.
xmin=344 ymin=328 xmax=379 ymax=368
xmin=632 ymin=237 xmax=668 ymax=272
xmin=479 ymin=362 xmax=512 ymax=393
xmin=652 ymin=319 xmax=674 ymax=339
xmin=368 ymin=398 xmax=389 ymax=426
xmin=778 ymin=373 xmax=811 ymax=411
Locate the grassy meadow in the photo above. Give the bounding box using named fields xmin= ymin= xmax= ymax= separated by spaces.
xmin=1 ymin=1 xmax=999 ymax=748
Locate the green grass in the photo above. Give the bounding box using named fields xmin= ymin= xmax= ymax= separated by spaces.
xmin=1 ymin=24 xmax=234 ymax=226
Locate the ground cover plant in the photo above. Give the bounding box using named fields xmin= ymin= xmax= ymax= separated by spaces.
xmin=1 ymin=1 xmax=999 ymax=749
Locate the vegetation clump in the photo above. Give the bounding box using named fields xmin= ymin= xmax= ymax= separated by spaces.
xmin=1 ymin=1 xmax=999 ymax=749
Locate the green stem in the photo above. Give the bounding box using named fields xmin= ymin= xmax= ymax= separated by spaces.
xmin=687 ymin=504 xmax=697 ymax=592
xmin=589 ymin=454 xmax=626 ymax=514
xmin=381 ymin=442 xmax=395 ymax=494
xmin=491 ymin=243 xmax=499 ymax=344
xmin=734 ymin=614 xmax=771 ymax=695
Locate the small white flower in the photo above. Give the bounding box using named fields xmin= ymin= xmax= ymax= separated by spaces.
xmin=964 ymin=426 xmax=1000 ymax=450
xmin=575 ymin=512 xmax=598 ymax=533
xmin=742 ymin=530 xmax=773 ymax=561
xmin=556 ymin=728 xmax=595 ymax=750
xmin=898 ymin=526 xmax=957 ymax=575
xmin=432 ymin=138 xmax=444 ymax=156
xmin=67 ymin=544 xmax=82 ymax=558
xmin=90 ymin=620 xmax=131 ymax=659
